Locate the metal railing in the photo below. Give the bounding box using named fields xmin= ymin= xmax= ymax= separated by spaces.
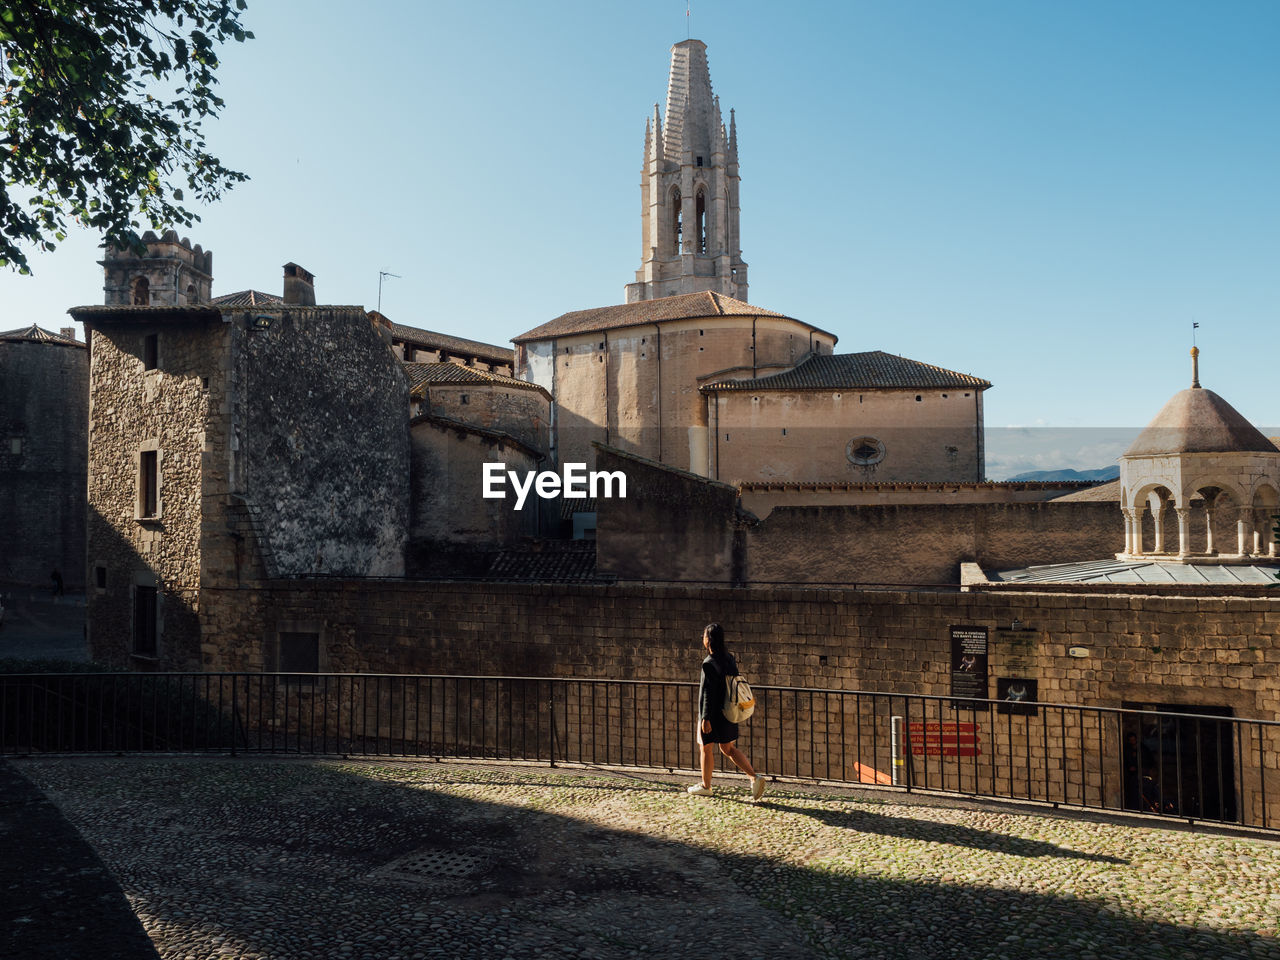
xmin=1 ymin=672 xmax=1275 ymax=832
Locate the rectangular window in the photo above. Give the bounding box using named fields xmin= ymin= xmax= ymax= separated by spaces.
xmin=139 ymin=450 xmax=158 ymax=518
xmin=9 ymin=438 xmax=20 ymax=455
xmin=133 ymin=586 xmax=157 ymax=657
xmin=143 ymin=333 xmax=158 ymax=371
xmin=95 ymin=566 xmax=107 ymax=589
xmin=279 ymin=632 xmax=320 ymax=676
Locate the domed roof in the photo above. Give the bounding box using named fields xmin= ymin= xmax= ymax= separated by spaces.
xmin=1124 ymin=386 xmax=1277 ymax=457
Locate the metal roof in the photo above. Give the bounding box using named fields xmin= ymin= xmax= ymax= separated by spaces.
xmin=992 ymin=558 xmax=1280 ymax=585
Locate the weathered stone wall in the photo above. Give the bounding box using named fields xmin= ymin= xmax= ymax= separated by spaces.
xmin=200 ymin=577 xmax=1280 ymax=822
xmin=409 ymin=417 xmax=540 ymax=547
xmin=594 ymin=447 xmax=1121 ymax=585
xmin=85 ymin=314 xmax=226 ymax=667
xmin=203 ymin=579 xmax=1280 ymax=721
xmin=421 ymin=383 xmax=549 ymax=456
xmin=522 ymin=314 xmax=833 ymax=471
xmin=709 ymin=388 xmax=984 ymax=484
xmin=594 ymin=445 xmax=740 ymax=583
xmin=0 ymin=339 xmax=88 ymax=588
xmin=242 ymin=307 xmax=408 ymax=578
xmin=741 ymin=480 xmax=1100 ymax=514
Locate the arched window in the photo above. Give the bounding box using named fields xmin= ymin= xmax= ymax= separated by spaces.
xmin=671 ymin=188 xmax=683 ymax=254
xmin=132 ymin=276 xmax=150 ymax=306
xmin=186 ymin=284 xmax=196 ymax=304
xmin=695 ymin=188 xmax=707 ymax=254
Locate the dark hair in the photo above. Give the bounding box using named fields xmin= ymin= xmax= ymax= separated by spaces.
xmin=703 ymin=622 xmax=726 ymax=657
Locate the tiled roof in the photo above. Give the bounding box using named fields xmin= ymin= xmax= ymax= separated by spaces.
xmin=513 ymin=291 xmax=818 ymax=343
xmin=485 ymin=540 xmax=600 ymax=582
xmin=209 ymin=289 xmax=284 ymax=306
xmin=1124 ymin=387 xmax=1277 ymax=456
xmin=702 ymin=351 xmax=991 ymax=392
xmin=390 ymin=322 xmax=514 ymax=364
xmin=1050 ymin=479 xmax=1122 ymax=502
xmin=404 ymin=362 xmax=549 ymax=397
xmin=0 ymin=324 xmax=83 ymax=346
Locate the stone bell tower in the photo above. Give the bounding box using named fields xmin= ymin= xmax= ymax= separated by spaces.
xmin=625 ymin=39 xmax=748 ymax=304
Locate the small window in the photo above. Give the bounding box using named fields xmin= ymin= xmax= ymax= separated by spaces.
xmin=9 ymin=438 xmax=20 ymax=455
xmin=915 ymin=395 xmax=922 ymax=402
xmin=95 ymin=566 xmax=107 ymax=589
xmin=185 ymin=283 xmax=196 ymax=302
xmin=697 ymin=156 xmax=703 ymax=167
xmin=132 ymin=276 xmax=150 ymax=306
xmin=279 ymin=632 xmax=319 ymax=675
xmin=202 ymin=377 xmax=209 ymax=389
xmin=847 ymin=436 xmax=886 ymax=467
xmin=139 ymin=450 xmax=158 ymax=518
xmin=460 ymin=394 xmax=469 ymax=405
xmin=143 ymin=333 xmax=158 ymax=371
xmin=133 ymin=586 xmax=158 ymax=657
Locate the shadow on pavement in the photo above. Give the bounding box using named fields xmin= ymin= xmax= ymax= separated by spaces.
xmin=13 ymin=758 xmax=1279 ymax=960
xmin=0 ymin=760 xmax=158 ymax=960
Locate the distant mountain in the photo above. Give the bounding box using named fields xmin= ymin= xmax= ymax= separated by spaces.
xmin=1009 ymin=466 xmax=1120 ymax=483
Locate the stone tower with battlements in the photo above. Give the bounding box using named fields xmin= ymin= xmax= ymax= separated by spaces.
xmin=625 ymin=39 xmax=748 ymax=304
xmin=102 ymin=230 xmax=213 ymax=307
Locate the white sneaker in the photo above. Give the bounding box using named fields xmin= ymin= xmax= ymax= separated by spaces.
xmin=687 ymin=784 xmax=712 ymax=796
xmin=751 ymin=776 xmax=766 ymax=801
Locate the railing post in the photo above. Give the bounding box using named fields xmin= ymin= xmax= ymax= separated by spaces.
xmin=548 ymin=680 xmax=557 ymax=768
xmin=230 ymin=675 xmax=238 ymax=758
xmin=891 ymin=715 xmax=906 ymax=787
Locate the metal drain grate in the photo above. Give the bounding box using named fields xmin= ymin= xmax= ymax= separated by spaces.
xmin=374 ymin=850 xmax=487 ymax=885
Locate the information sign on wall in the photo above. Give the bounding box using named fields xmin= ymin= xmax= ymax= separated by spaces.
xmin=949 ymin=625 xmax=989 ymax=708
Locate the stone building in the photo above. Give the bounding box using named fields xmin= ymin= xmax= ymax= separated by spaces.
xmin=516 ymin=38 xmax=992 ymax=487
xmin=74 ymin=237 xmax=409 ymax=669
xmin=0 ymin=324 xmax=88 ymax=588
xmin=405 ymin=362 xmax=551 ymax=575
xmin=379 ymin=315 xmax=514 ymax=376
xmin=1119 ymin=348 xmax=1279 ymax=560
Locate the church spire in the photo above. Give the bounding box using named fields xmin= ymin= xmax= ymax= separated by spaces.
xmin=626 ymin=39 xmax=749 ymax=304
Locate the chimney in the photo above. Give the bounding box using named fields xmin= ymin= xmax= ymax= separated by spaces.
xmin=60 ymin=327 xmax=76 ymax=341
xmin=282 ymin=262 xmax=316 ymax=306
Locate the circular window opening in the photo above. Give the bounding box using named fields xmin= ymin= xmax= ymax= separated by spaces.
xmin=847 ymin=436 xmax=886 ymax=466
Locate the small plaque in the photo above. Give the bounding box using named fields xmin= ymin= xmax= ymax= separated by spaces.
xmin=996 ymin=677 xmax=1038 ymax=716
xmin=949 ymin=625 xmax=989 ymax=709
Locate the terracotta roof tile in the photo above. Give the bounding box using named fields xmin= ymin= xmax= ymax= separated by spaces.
xmin=0 ymin=324 xmax=83 ymax=346
xmin=702 ymin=351 xmax=991 ymax=392
xmin=403 ymin=362 xmax=549 ymax=398
xmin=485 ymin=540 xmax=599 ymax=582
xmin=389 ymin=322 xmax=514 ymax=364
xmin=1124 ymin=387 xmax=1277 ymax=456
xmin=513 ymin=291 xmax=818 ymax=342
xmin=208 ymin=289 xmax=284 ymax=306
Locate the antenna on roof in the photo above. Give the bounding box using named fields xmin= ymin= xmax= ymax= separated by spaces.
xmin=686 ymin=0 xmax=691 ymax=39
xmin=378 ymin=271 xmax=401 ymax=314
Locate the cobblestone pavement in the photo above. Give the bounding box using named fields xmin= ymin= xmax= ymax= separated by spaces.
xmin=15 ymin=756 xmax=1280 ymax=960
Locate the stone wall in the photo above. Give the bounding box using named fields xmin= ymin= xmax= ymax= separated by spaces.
xmin=198 ymin=577 xmax=1280 ymax=821
xmin=708 ymin=389 xmax=984 ymax=485
xmin=420 ymin=383 xmax=549 ymax=457
xmin=408 ymin=417 xmax=540 ymax=549
xmin=242 ymin=307 xmax=408 ymax=578
xmin=594 ymin=446 xmax=1121 ymax=585
xmin=84 ymin=312 xmax=226 ymax=667
xmin=0 ymin=338 xmax=88 ymax=588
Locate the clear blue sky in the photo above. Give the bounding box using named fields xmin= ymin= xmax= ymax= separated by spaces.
xmin=3 ymin=1 xmax=1276 ymax=474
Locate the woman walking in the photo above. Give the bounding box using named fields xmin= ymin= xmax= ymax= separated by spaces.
xmin=688 ymin=622 xmax=766 ymax=800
